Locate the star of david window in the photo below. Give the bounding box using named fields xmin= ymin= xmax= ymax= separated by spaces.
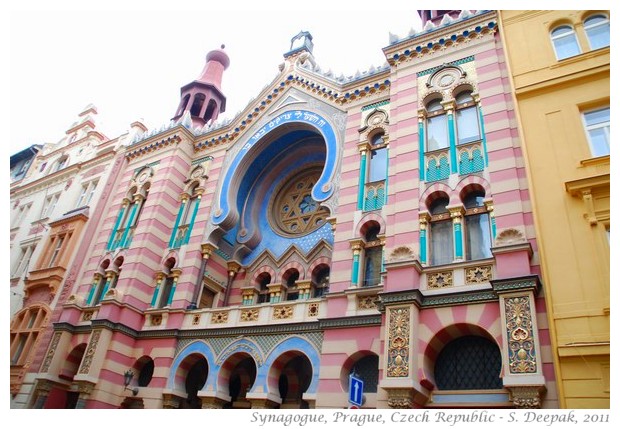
xmin=272 ymin=168 xmax=329 ymax=236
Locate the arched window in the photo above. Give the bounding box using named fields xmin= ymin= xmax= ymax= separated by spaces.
xmin=109 ymin=183 xmax=149 ymax=250
xmin=284 ymin=269 xmax=300 ymax=301
xmin=257 ymin=272 xmax=272 ymax=304
xmin=368 ymin=131 xmax=388 ymax=183
xmin=362 ymin=224 xmax=383 ymax=287
xmin=426 ymin=99 xmax=448 ymax=151
xmin=429 ymin=197 xmax=454 ymax=266
xmin=190 ymin=94 xmax=206 ymax=117
xmin=313 ymin=265 xmax=330 ymax=298
xmin=550 ymin=25 xmax=581 ymax=60
xmin=434 ymin=335 xmax=502 ymax=390
xmin=463 ymin=191 xmax=492 ymax=260
xmin=171 ymin=183 xmax=201 ymax=248
xmin=10 ymin=306 xmax=48 ymax=366
xmin=584 ymin=14 xmax=610 ymax=50
xmin=203 ymin=100 xmax=218 ymax=122
xmin=53 ymin=156 xmax=68 ymax=173
xmin=455 ymin=91 xmax=480 ymax=145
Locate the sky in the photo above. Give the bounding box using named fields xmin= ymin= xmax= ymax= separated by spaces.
xmin=7 ymin=1 xmax=427 ymax=154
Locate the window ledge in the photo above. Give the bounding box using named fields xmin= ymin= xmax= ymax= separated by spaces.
xmin=580 ymin=155 xmax=610 ymax=168
xmin=550 ymin=46 xmax=609 ymax=69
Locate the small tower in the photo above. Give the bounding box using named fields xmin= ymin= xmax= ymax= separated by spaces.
xmin=172 ymin=45 xmax=230 ymax=127
xmin=284 ymin=31 xmax=314 ymax=58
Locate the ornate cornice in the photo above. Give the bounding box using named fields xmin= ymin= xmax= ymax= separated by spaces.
xmin=125 ymin=134 xmax=183 ymax=161
xmin=318 ymin=314 xmax=382 ymax=329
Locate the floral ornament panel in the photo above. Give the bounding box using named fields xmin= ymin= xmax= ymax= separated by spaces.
xmin=387 ymin=307 xmax=410 ymax=377
xmin=505 ymin=296 xmax=537 ymax=374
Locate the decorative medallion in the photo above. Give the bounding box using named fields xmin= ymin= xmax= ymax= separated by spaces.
xmin=465 ymin=265 xmax=492 ymax=284
xmin=307 ymin=303 xmax=319 ymax=317
xmin=387 ymin=307 xmax=410 ymax=377
xmin=150 ymin=314 xmax=162 ymax=326
xmin=273 ymin=305 xmax=293 ymax=320
xmin=211 ymin=311 xmax=229 ymax=324
xmin=427 ymin=271 xmax=453 ymax=289
xmin=357 ymin=295 xmax=378 ymax=310
xmin=270 ymin=167 xmax=329 ymax=237
xmin=82 ymin=311 xmax=94 ymax=321
xmin=505 ymin=296 xmax=537 ymax=374
xmin=240 ymin=309 xmax=259 ymax=322
xmin=192 ymin=314 xmax=201 ymax=325
xmin=78 ymin=329 xmax=101 ymax=374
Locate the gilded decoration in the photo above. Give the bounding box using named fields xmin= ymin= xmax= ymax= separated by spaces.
xmin=509 ymin=386 xmax=545 ymax=409
xmin=211 ymin=311 xmax=229 ymax=324
xmin=427 ymin=271 xmax=453 ymax=289
xmin=273 ymin=305 xmax=293 ymax=320
xmin=465 ymin=265 xmax=492 ymax=284
xmin=40 ymin=331 xmax=62 ymax=373
xmin=505 ymin=296 xmax=537 ymax=374
xmin=387 ymin=307 xmax=410 ymax=377
xmin=270 ymin=166 xmax=329 ymax=237
xmin=386 ymin=388 xmax=414 ymax=409
xmin=78 ymin=329 xmax=101 ymax=374
xmin=357 ymin=295 xmax=378 ymax=310
xmin=241 ymin=309 xmax=259 ymax=322
xmin=150 ymin=314 xmax=162 ymax=326
xmin=307 ymin=302 xmax=319 ymax=317
xmin=82 ymin=310 xmax=94 ymax=321
xmin=192 ymin=314 xmax=201 ymax=325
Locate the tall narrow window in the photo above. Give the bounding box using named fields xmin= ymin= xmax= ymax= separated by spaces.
xmin=48 ymin=235 xmax=65 ymax=267
xmin=584 ymin=14 xmax=610 ymax=50
xmin=158 ymin=276 xmax=175 ymax=308
xmin=10 ymin=306 xmax=48 ymax=367
xmin=257 ymin=273 xmax=271 ymax=304
xmin=172 ymin=185 xmax=200 ymax=248
xmin=455 ymin=91 xmax=480 ymax=145
xmin=12 ymin=244 xmax=37 ymax=278
xmin=362 ymin=224 xmax=383 ymax=287
xmin=429 ymin=197 xmax=454 ymax=266
xmin=53 ymin=156 xmax=68 ymax=172
xmin=11 ymin=203 xmax=32 ymax=228
xmin=41 ymin=193 xmax=60 ymax=219
xmin=463 ymin=191 xmax=492 ymax=261
xmin=76 ymin=180 xmax=99 ymax=208
xmin=426 ymin=100 xmax=448 ymax=151
xmin=583 ymin=107 xmax=610 ymax=157
xmin=550 ymin=25 xmax=581 ymax=60
xmin=363 ymin=131 xmax=388 ymax=211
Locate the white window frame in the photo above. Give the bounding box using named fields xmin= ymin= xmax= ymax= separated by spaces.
xmin=42 ymin=193 xmax=61 ymax=219
xmin=76 ymin=179 xmax=99 ymax=208
xmin=584 ymin=14 xmax=610 ymax=50
xmin=550 ymin=25 xmax=581 ymax=60
xmin=12 ymin=243 xmax=37 ymax=278
xmin=582 ymin=107 xmax=610 ymax=157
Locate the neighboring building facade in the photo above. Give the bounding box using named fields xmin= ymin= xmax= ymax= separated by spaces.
xmin=9 ymin=105 xmax=145 ymax=402
xmin=498 ymin=10 xmax=610 ymax=408
xmin=14 ymin=11 xmax=559 ymax=409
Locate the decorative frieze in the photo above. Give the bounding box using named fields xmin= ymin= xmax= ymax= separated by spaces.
xmin=509 ymin=386 xmax=546 ymax=409
xmin=307 ymin=302 xmax=319 ymax=317
xmin=385 ymin=388 xmax=414 ymax=409
xmin=40 ymin=331 xmax=62 ymax=373
xmin=387 ymin=307 xmax=410 ymax=377
xmin=504 ymin=296 xmax=537 ymax=374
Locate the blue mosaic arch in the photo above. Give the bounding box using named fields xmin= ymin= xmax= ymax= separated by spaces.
xmin=212 ymin=110 xmax=339 ymax=228
xmin=167 ymin=340 xmax=218 ymax=392
xmin=252 ymin=336 xmax=321 ymax=396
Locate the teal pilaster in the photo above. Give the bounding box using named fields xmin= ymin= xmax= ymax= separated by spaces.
xmin=99 ymin=277 xmax=112 ymax=303
xmin=150 ymin=278 xmax=162 ymax=307
xmin=86 ymin=277 xmax=99 ymax=306
xmin=169 ymin=199 xmax=186 ymax=248
xmin=351 ymin=254 xmax=360 ymax=286
xmin=166 ymin=278 xmax=178 ymax=306
xmin=420 ymin=229 xmax=427 ymax=264
xmin=448 ymin=112 xmax=458 ymax=173
xmin=491 ymin=216 xmax=497 ymax=239
xmin=357 ymin=152 xmax=367 ymax=210
xmin=184 ymin=196 xmax=201 ymax=245
xmin=119 ymin=201 xmax=139 ymax=248
xmin=454 ymin=221 xmax=463 ymax=259
xmin=383 ymin=147 xmax=389 ymax=206
xmin=418 ymin=121 xmax=426 ymax=181
xmin=107 ymin=205 xmax=126 ymax=250
xmin=478 ymin=105 xmax=489 ymax=167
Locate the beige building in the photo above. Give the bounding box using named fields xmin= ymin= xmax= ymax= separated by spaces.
xmin=498 ymin=10 xmax=610 ymax=408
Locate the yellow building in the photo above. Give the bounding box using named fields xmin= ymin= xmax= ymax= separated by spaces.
xmin=498 ymin=11 xmax=610 ymax=408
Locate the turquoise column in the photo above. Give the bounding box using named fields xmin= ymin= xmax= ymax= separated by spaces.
xmin=107 ymin=204 xmax=126 ymax=250
xmin=120 ymin=199 xmax=139 ymax=248
xmin=420 ymin=228 xmax=427 ymax=265
xmin=169 ymin=199 xmax=187 ymax=248
xmin=491 ymin=215 xmax=497 ymax=239
xmin=351 ymin=252 xmax=360 ymax=286
xmin=418 ymin=120 xmax=425 ymax=181
xmin=86 ymin=276 xmax=100 ymax=306
xmin=383 ymin=147 xmax=389 ymax=207
xmin=166 ymin=277 xmax=178 ymax=306
xmin=478 ymin=104 xmax=489 ymax=167
xmin=357 ymin=151 xmax=367 ymax=210
xmin=448 ymin=111 xmax=458 ymax=174
xmin=150 ymin=276 xmax=163 ymax=307
xmin=99 ymin=276 xmax=112 ymax=303
xmin=453 ymin=212 xmax=463 ymax=260
xmin=184 ymin=196 xmax=201 ymax=245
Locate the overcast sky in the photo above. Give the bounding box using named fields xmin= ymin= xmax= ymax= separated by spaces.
xmin=8 ymin=1 xmax=426 ymax=154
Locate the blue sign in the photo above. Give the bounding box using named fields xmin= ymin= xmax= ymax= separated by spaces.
xmin=348 ymin=374 xmax=364 ymax=406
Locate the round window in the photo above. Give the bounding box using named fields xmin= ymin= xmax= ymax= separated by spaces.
xmin=271 ymin=167 xmax=329 ymax=236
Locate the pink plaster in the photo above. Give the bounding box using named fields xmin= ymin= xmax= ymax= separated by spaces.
xmin=543 ymin=362 xmax=556 ymax=381
xmin=318 ymin=379 xmax=344 ymax=392
xmin=494 ymin=212 xmax=526 ymax=230
xmin=384 ymin=266 xmax=419 ymax=292
xmin=476 ymin=303 xmax=501 ymax=328
xmin=450 ymin=305 xmax=468 ymax=323
xmin=320 ymin=354 xmax=348 ymax=365
xmin=494 ymin=251 xmax=532 ymax=278
xmin=420 ymin=309 xmax=444 ymax=334
xmin=474 ymin=47 xmax=499 ymax=60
